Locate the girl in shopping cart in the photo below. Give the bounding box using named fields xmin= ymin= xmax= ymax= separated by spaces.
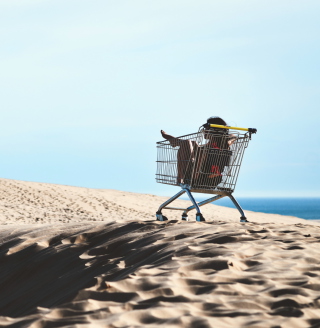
xmin=156 ymin=117 xmax=256 ymax=222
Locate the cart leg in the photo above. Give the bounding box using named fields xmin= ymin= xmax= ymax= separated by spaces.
xmin=156 ymin=189 xmax=186 ymax=221
xmin=228 ymin=195 xmax=248 ymax=222
xmin=181 ymin=213 xmax=189 ymax=221
xmin=183 ymin=188 xmax=205 ymax=222
xmin=182 ymin=195 xmax=225 ymax=215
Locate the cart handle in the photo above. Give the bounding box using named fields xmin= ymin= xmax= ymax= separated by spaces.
xmin=206 ymin=124 xmax=257 ymax=134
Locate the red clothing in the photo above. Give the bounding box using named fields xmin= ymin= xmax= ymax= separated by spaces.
xmin=209 ymin=142 xmax=222 ymax=176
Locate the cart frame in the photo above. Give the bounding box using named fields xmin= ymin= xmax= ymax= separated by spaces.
xmin=155 ymin=124 xmax=257 ymax=222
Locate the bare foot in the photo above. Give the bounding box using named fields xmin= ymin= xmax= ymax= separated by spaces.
xmin=161 ymin=130 xmax=174 ymax=140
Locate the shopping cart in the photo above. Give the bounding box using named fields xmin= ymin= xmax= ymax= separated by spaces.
xmin=155 ymin=123 xmax=257 ymax=222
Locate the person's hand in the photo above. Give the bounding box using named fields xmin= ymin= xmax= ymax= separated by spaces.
xmin=228 ymin=134 xmax=237 ymax=146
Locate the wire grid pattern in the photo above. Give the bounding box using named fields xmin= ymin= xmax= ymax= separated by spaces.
xmin=156 ymin=129 xmax=250 ymax=193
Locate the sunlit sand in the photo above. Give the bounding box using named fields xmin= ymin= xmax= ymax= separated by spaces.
xmin=1 ymin=178 xmax=320 ymax=327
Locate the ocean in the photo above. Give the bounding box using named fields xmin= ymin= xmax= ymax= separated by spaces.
xmin=212 ymin=197 xmax=320 ymax=221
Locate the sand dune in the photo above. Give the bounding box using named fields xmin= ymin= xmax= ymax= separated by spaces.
xmin=0 ymin=178 xmax=320 ymax=327
xmin=0 ymin=178 xmax=312 ymax=225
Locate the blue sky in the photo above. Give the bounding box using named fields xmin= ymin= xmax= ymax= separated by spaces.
xmin=0 ymin=0 xmax=319 ymax=197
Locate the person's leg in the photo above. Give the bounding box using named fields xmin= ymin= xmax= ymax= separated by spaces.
xmin=161 ymin=130 xmax=175 ymax=140
xmin=161 ymin=130 xmax=181 ymax=148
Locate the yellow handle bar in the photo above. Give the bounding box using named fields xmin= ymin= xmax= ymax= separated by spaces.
xmin=209 ymin=124 xmax=257 ymax=134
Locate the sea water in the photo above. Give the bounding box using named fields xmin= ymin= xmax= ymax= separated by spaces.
xmin=212 ymin=197 xmax=320 ymax=221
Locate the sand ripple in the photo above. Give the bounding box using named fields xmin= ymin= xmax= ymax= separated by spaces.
xmin=1 ymin=220 xmax=320 ymax=327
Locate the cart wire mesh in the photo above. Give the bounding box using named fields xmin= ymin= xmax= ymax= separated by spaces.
xmin=156 ymin=128 xmax=250 ymax=194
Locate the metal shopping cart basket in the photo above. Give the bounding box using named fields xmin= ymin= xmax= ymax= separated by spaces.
xmin=155 ymin=123 xmax=257 ymax=222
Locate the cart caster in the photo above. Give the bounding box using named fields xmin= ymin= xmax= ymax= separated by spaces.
xmin=240 ymin=216 xmax=249 ymax=222
xmin=182 ymin=214 xmax=189 ymax=221
xmin=156 ymin=212 xmax=168 ymax=221
xmin=196 ymin=213 xmax=205 ymax=222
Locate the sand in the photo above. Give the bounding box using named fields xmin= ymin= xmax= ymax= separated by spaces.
xmin=0 ymin=178 xmax=320 ymax=327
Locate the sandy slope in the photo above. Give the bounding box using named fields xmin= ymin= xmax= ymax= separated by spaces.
xmin=0 ymin=178 xmax=320 ymax=328
xmin=0 ymin=178 xmax=313 ymax=225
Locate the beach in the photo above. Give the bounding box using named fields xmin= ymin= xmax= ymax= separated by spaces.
xmin=1 ymin=178 xmax=320 ymax=327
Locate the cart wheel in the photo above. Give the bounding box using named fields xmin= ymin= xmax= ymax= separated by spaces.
xmin=156 ymin=213 xmax=168 ymax=221
xmin=240 ymin=216 xmax=249 ymax=222
xmin=182 ymin=214 xmax=189 ymax=221
xmin=196 ymin=213 xmax=205 ymax=222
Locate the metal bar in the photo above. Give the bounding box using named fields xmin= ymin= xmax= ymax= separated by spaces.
xmin=157 ymin=189 xmax=186 ymax=213
xmin=183 ymin=194 xmax=226 ymax=214
xmin=209 ymin=124 xmax=256 ymax=133
xmin=228 ymin=194 xmax=246 ymax=218
xmin=209 ymin=124 xmax=248 ymax=131
xmin=157 ymin=131 xmax=207 ymax=143
xmin=183 ymin=188 xmax=201 ymax=214
xmin=164 ymin=207 xmax=188 ymax=211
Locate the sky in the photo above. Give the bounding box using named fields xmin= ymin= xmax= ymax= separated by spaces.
xmin=0 ymin=0 xmax=319 ymax=198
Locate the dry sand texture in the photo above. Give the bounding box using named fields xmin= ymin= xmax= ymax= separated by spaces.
xmin=0 ymin=178 xmax=320 ymax=327
xmin=0 ymin=178 xmax=313 ymax=225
